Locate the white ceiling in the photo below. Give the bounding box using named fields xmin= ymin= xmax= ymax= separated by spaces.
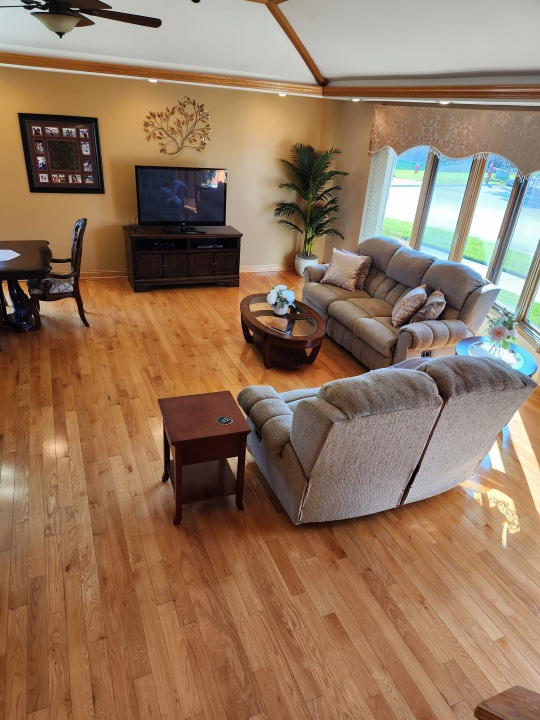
xmin=1 ymin=0 xmax=540 ymax=90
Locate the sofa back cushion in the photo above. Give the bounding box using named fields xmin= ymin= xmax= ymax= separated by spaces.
xmin=404 ymin=356 xmax=537 ymax=505
xmin=291 ymin=368 xmax=443 ymax=522
xmin=291 ymin=368 xmax=442 ymax=477
xmin=422 ymin=260 xmax=484 ymax=311
xmin=386 ymin=246 xmax=435 ymax=288
xmin=357 ymin=236 xmax=402 ymax=273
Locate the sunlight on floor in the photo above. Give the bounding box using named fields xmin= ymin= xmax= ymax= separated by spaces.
xmin=487 ymin=439 xmax=506 ymax=473
xmin=511 ymin=409 xmax=540 ymax=516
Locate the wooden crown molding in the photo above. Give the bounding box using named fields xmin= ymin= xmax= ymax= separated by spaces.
xmin=2 ymin=52 xmax=540 ymax=103
xmin=324 ymin=84 xmax=540 ymax=102
xmin=0 ymin=52 xmax=322 ymax=96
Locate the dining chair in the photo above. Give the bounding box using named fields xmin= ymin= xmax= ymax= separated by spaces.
xmin=27 ymin=218 xmax=89 ymax=327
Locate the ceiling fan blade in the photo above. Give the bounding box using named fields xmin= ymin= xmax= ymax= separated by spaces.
xmin=69 ymin=0 xmax=112 ymax=10
xmin=86 ymin=8 xmax=161 ymax=27
xmin=74 ymin=13 xmax=94 ymax=25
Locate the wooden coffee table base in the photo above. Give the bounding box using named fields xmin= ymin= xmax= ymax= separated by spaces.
xmin=159 ymin=391 xmax=250 ymax=524
xmin=240 ymin=294 xmax=326 ymax=370
xmin=249 ymin=329 xmax=323 ymax=369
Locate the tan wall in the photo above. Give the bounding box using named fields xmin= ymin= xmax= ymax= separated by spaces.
xmin=330 ymin=101 xmax=374 ymax=260
xmin=0 ymin=67 xmax=372 ymax=273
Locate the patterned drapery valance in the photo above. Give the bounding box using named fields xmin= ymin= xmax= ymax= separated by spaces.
xmin=369 ymin=104 xmax=540 ymax=177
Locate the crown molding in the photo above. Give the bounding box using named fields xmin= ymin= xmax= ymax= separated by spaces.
xmin=2 ymin=52 xmax=540 ymax=103
xmin=0 ymin=52 xmax=323 ymax=96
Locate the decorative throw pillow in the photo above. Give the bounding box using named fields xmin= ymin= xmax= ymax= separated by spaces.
xmin=353 ymin=254 xmax=372 ymax=290
xmin=411 ymin=289 xmax=446 ymax=323
xmin=391 ymin=284 xmax=428 ymax=327
xmin=321 ymin=249 xmax=369 ymax=291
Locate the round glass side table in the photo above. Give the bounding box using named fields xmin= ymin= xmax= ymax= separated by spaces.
xmin=456 ymin=336 xmax=538 ymax=377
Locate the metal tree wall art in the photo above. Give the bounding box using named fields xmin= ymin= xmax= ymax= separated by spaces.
xmin=143 ymin=97 xmax=212 ymax=155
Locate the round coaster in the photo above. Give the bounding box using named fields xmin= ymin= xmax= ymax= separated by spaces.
xmin=217 ymin=415 xmax=233 ymax=425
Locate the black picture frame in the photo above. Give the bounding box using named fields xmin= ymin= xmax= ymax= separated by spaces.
xmin=18 ymin=113 xmax=105 ymax=193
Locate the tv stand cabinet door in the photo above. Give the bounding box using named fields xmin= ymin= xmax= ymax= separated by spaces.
xmin=135 ymin=253 xmax=163 ymax=280
xmin=163 ymin=253 xmax=188 ymax=278
xmin=189 ymin=252 xmax=214 ymax=277
xmin=214 ymin=251 xmax=238 ymax=276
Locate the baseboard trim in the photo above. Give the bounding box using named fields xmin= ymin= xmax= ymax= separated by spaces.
xmin=240 ymin=263 xmax=294 ymax=273
xmin=81 ymin=266 xmax=294 ymax=279
xmin=81 ymin=270 xmax=128 ymax=279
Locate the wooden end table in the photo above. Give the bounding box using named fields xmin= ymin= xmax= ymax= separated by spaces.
xmin=240 ymin=293 xmax=326 ymax=369
xmin=158 ymin=391 xmax=250 ymax=524
xmin=475 ymin=685 xmax=540 ymax=719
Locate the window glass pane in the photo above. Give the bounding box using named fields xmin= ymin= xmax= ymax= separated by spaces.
xmin=527 ymin=281 xmax=540 ymax=332
xmin=419 ymin=155 xmax=474 ymax=260
xmin=462 ymin=155 xmax=517 ymax=278
xmin=497 ymin=172 xmax=540 ymax=314
xmin=381 ymin=146 xmax=429 ymax=243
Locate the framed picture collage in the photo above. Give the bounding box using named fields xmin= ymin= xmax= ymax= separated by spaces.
xmin=18 ymin=113 xmax=105 ymax=193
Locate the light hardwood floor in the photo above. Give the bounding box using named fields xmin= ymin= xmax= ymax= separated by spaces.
xmin=1 ymin=272 xmax=539 ymax=720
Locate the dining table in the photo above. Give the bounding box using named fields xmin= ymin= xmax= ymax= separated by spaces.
xmin=0 ymin=240 xmax=52 ymax=333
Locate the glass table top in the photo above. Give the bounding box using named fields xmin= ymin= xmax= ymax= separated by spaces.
xmin=466 ymin=340 xmax=526 ymax=372
xmin=248 ymin=296 xmax=318 ymax=337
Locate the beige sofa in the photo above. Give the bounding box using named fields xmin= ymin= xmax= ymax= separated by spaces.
xmin=237 ymin=356 xmax=536 ymax=525
xmin=302 ymin=236 xmax=500 ymax=369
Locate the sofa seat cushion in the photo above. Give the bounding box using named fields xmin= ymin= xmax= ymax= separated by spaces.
xmin=303 ymin=282 xmax=368 ymax=315
xmin=352 ymin=317 xmax=399 ymax=358
xmin=328 ymin=297 xmax=392 ymax=330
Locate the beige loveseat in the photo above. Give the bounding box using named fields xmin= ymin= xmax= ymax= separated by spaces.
xmin=237 ymin=356 xmax=536 ymax=525
xmin=302 ymin=236 xmax=499 ymax=370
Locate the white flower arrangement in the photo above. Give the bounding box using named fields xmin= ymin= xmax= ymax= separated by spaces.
xmin=266 ymin=284 xmax=295 ymax=312
xmin=487 ymin=310 xmax=518 ymax=350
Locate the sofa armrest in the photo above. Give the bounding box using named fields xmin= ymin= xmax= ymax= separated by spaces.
xmin=394 ymin=319 xmax=470 ymax=363
xmin=237 ymin=385 xmax=281 ymax=415
xmin=303 ymin=264 xmax=327 ymax=283
xmin=237 ymin=387 xmax=294 ymax=455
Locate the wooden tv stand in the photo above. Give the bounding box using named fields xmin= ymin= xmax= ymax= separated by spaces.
xmin=123 ymin=225 xmax=242 ymax=292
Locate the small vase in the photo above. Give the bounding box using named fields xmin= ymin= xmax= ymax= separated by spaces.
xmin=272 ymin=303 xmax=289 ymax=316
xmin=489 ymin=342 xmax=503 ymax=356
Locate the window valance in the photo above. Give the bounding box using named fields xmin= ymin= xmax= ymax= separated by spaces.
xmin=369 ymin=104 xmax=540 ymax=178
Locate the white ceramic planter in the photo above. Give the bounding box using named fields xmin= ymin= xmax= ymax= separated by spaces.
xmin=294 ymin=254 xmax=319 ymax=278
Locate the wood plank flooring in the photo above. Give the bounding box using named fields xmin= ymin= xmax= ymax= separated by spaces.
xmin=0 ymin=271 xmax=539 ymax=720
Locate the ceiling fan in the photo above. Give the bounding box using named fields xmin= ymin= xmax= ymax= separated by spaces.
xmin=0 ymin=0 xmax=162 ymax=38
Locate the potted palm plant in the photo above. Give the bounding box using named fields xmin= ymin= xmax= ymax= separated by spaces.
xmin=274 ymin=143 xmax=348 ymax=276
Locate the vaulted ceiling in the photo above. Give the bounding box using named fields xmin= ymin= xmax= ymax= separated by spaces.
xmin=1 ymin=0 xmax=540 ymax=104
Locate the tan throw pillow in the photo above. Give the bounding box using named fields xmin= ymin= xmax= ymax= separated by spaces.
xmin=391 ymin=285 xmax=428 ymax=327
xmin=337 ymin=250 xmax=372 ymax=290
xmin=411 ymin=290 xmax=446 ymax=322
xmin=321 ymin=249 xmax=368 ymax=291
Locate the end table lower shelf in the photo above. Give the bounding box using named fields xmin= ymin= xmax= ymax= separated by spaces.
xmin=167 ymin=458 xmax=241 ymax=507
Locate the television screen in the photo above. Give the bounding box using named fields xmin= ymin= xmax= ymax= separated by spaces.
xmin=135 ymin=165 xmax=227 ymax=229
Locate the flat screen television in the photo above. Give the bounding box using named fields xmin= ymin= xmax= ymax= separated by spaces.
xmin=135 ymin=165 xmax=227 ymax=231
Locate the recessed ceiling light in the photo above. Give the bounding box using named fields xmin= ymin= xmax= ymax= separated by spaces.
xmin=148 ymin=78 xmax=158 ymax=83
xmin=278 ymin=92 xmax=287 ymax=97
xmin=438 ymin=100 xmax=450 ymax=105
xmin=351 ymin=98 xmax=362 ymax=102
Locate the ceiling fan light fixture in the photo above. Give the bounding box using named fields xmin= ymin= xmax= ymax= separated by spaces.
xmin=31 ymin=11 xmax=82 ymax=38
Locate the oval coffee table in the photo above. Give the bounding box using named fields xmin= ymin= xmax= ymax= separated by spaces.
xmin=240 ymin=294 xmax=326 ymax=369
xmin=456 ymin=336 xmax=538 ymax=377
